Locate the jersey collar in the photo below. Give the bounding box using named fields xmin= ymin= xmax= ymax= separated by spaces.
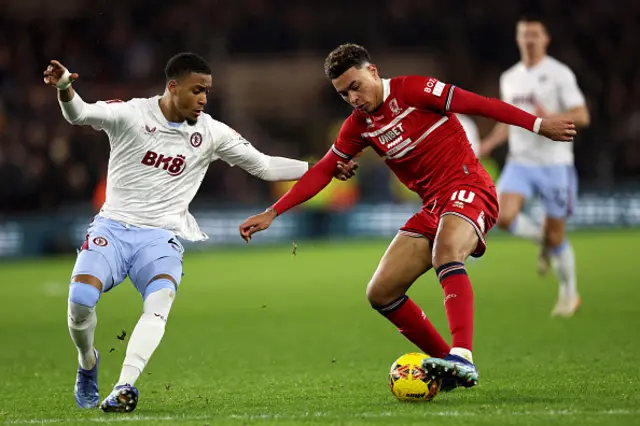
xmin=151 ymin=95 xmax=185 ymax=130
xmin=382 ymin=78 xmax=391 ymax=102
xmin=522 ymin=55 xmax=549 ymax=72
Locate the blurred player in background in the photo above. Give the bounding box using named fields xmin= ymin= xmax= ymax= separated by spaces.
xmin=480 ymin=17 xmax=590 ymax=317
xmin=239 ymin=43 xmax=576 ymax=390
xmin=44 ymin=53 xmax=356 ymax=413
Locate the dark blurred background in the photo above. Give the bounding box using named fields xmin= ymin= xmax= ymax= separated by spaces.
xmin=1 ymin=0 xmax=639 ymax=214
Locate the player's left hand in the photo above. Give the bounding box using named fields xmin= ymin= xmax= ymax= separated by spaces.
xmin=539 ymin=118 xmax=577 ymax=142
xmin=335 ymin=160 xmax=359 ymax=181
xmin=239 ymin=209 xmax=277 ymax=242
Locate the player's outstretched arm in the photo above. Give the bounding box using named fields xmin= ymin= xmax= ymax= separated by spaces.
xmin=449 ymin=88 xmax=576 ymax=142
xmin=44 ymin=60 xmax=123 ymax=130
xmin=217 ymin=139 xmax=358 ymax=183
xmin=238 ymin=149 xmax=342 ymax=242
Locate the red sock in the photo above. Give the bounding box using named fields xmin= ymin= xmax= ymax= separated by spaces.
xmin=436 ymin=262 xmax=474 ymax=351
xmin=377 ymin=296 xmax=450 ymax=358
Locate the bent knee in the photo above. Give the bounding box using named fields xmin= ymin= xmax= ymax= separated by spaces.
xmin=497 ymin=215 xmax=514 ymax=231
xmin=432 ymin=240 xmax=470 ymax=270
xmin=144 ymin=274 xmax=178 ymax=299
xmin=68 ymin=279 xmax=101 ymax=308
xmin=496 ymin=213 xmax=517 ymax=231
xmin=545 ymin=229 xmax=565 ymax=248
xmin=72 ymin=274 xmax=103 ymax=292
xmin=366 ymin=279 xmax=405 ymax=308
xmin=150 ymin=273 xmax=178 ymax=288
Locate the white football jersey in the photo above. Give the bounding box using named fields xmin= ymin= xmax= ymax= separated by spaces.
xmin=500 ymin=56 xmax=586 ymax=165
xmin=78 ymin=95 xmax=270 ymax=241
xmin=455 ymin=114 xmax=480 ymax=157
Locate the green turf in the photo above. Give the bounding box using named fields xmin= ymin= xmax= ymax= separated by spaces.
xmin=0 ymin=231 xmax=639 ymax=425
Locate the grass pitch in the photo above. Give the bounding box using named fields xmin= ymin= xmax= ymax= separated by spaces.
xmin=0 ymin=230 xmax=639 ymax=425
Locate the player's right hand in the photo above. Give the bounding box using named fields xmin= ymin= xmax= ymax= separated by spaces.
xmin=335 ymin=159 xmax=358 ymax=181
xmin=539 ymin=118 xmax=576 ymax=142
xmin=43 ymin=60 xmax=78 ymax=88
xmin=239 ymin=208 xmax=277 ymax=242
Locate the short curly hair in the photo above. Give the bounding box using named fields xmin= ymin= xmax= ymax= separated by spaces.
xmin=324 ymin=43 xmax=371 ymax=79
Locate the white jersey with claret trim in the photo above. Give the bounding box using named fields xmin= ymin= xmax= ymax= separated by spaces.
xmin=66 ymin=95 xmax=272 ymax=241
xmin=500 ymin=56 xmax=586 ymax=165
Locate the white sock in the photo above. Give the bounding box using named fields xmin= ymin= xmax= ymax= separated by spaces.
xmin=116 ymin=288 xmax=175 ymax=387
xmin=450 ymin=347 xmax=473 ymax=364
xmin=68 ymin=302 xmax=97 ymax=370
xmin=550 ymin=241 xmax=577 ymax=298
xmin=508 ymin=214 xmax=543 ymax=244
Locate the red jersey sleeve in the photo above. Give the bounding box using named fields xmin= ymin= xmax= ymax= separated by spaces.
xmin=398 ymin=75 xmax=456 ymax=114
xmin=271 ymin=149 xmax=341 ymax=215
xmin=331 ymin=114 xmax=369 ymax=160
xmin=400 ymin=75 xmax=539 ymax=132
xmin=271 ymin=116 xmax=367 ymax=215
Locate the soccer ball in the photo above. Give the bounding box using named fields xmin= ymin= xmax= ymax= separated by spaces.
xmin=388 ymin=352 xmax=441 ymax=402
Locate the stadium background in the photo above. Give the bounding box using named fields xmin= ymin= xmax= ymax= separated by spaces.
xmin=1 ymin=0 xmax=639 ymax=256
xmin=1 ymin=2 xmax=640 ymax=425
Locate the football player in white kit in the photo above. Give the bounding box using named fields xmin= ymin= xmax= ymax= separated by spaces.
xmin=43 ymin=53 xmax=357 ymax=413
xmin=480 ymin=17 xmax=590 ymax=317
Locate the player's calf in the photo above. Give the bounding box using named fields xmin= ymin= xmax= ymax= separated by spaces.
xmin=68 ymin=275 xmax=102 ymax=408
xmin=374 ymin=295 xmax=451 ymax=359
xmin=367 ymin=234 xmax=450 ymax=358
xmin=429 ymin=215 xmax=478 ymax=384
xmin=544 ymin=217 xmax=579 ymax=316
xmin=102 ymin=275 xmax=176 ymax=414
xmin=543 ymin=221 xmax=565 ymax=250
xmin=117 ymin=277 xmax=176 ymax=388
xmin=68 ymin=276 xmax=102 ymax=368
xmin=102 ymin=255 xmax=181 ymax=414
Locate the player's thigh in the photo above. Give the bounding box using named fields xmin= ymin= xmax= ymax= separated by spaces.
xmin=434 ymin=184 xmax=499 ymax=267
xmin=129 ymin=233 xmax=184 ymax=298
xmin=496 ymin=162 xmax=534 ymax=228
xmin=71 ymin=223 xmax=127 ymax=293
xmin=366 ymin=232 xmax=434 ymax=307
xmin=432 ymin=215 xmax=479 ymax=269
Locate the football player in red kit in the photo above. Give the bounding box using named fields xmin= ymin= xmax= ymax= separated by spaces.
xmin=239 ymin=44 xmax=576 ymax=390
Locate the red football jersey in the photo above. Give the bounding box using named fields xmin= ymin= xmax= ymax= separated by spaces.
xmin=332 ymin=76 xmax=486 ymax=204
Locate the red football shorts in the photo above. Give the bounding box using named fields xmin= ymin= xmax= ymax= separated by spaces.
xmin=399 ymin=181 xmax=499 ymax=258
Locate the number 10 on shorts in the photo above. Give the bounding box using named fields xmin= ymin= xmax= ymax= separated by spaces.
xmin=451 ymin=190 xmax=476 ymax=203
